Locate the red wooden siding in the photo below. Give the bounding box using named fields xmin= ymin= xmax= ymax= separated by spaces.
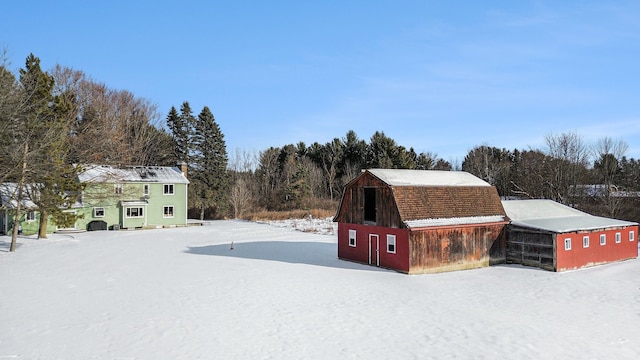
xmin=556 ymin=226 xmax=638 ymax=271
xmin=337 ymin=223 xmax=410 ymax=272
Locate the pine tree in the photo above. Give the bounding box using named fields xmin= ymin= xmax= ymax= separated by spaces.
xmin=178 ymin=101 xmax=195 ymax=163
xmin=190 ymin=106 xmax=230 ymax=219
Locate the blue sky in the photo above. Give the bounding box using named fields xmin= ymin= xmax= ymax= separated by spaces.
xmin=2 ymin=1 xmax=639 ymax=164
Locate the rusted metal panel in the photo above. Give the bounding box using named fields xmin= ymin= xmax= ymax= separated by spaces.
xmin=408 ymin=224 xmax=506 ymax=274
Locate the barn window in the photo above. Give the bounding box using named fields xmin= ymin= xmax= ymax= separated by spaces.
xmin=387 ymin=234 xmax=396 ymax=254
xmin=564 ymin=238 xmax=571 ymax=251
xmin=599 ymin=234 xmax=606 ymax=246
xmin=348 ymin=230 xmax=356 ymax=247
xmin=363 ymin=187 xmax=376 ymax=224
xmin=615 ymin=232 xmax=621 ymax=243
xmin=583 ymin=236 xmax=589 ymax=248
xmin=630 ymin=231 xmax=635 ymax=242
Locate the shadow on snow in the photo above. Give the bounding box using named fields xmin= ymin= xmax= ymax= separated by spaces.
xmin=185 ymin=240 xmax=384 ymax=272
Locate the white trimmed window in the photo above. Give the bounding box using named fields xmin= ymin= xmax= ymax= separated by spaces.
xmin=114 ymin=184 xmax=123 ymax=194
xmin=126 ymin=207 xmax=144 ymax=218
xmin=26 ymin=210 xmax=36 ymax=221
xmin=615 ymin=232 xmax=621 ymax=244
xmin=163 ymin=184 xmax=174 ymax=195
xmin=163 ymin=206 xmax=174 ymax=218
xmin=564 ymin=238 xmax=572 ymax=251
xmin=600 ymin=234 xmax=606 ymax=246
xmin=143 ymin=184 xmax=150 ymax=196
xmin=583 ymin=236 xmax=589 ymax=248
xmin=348 ymin=229 xmax=356 ymax=247
xmin=630 ymin=231 xmax=635 ymax=242
xmin=94 ymin=207 xmax=105 ymax=218
xmin=387 ymin=234 xmax=396 ymax=254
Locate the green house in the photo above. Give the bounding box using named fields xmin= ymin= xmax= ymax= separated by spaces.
xmin=0 ymin=183 xmax=57 ymax=235
xmin=75 ymin=164 xmax=190 ymax=230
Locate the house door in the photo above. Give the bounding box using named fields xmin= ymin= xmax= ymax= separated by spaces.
xmin=369 ymin=234 xmax=380 ymax=266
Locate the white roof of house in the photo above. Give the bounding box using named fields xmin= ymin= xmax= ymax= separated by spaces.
xmin=0 ymin=183 xmax=37 ymax=209
xmin=78 ymin=165 xmax=189 ymax=184
xmin=367 ymin=169 xmax=491 ymax=187
xmin=502 ymin=199 xmax=637 ymax=233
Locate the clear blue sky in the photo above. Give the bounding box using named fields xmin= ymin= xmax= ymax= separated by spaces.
xmin=2 ymin=1 xmax=639 ymax=164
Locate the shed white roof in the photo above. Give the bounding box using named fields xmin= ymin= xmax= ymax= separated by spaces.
xmin=502 ymin=199 xmax=637 ymax=233
xmin=367 ymin=169 xmax=490 ymax=187
xmin=78 ymin=165 xmax=189 ymax=184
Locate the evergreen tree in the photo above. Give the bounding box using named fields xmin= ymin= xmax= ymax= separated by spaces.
xmin=190 ymin=106 xmax=230 ymax=219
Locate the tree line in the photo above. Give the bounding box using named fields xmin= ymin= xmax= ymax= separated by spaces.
xmin=3 ymin=51 xmax=640 ymax=243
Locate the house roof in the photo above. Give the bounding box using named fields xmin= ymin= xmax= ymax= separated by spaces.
xmin=368 ymin=169 xmax=491 ymax=187
xmin=78 ymin=165 xmax=189 ymax=184
xmin=502 ymin=199 xmax=637 ymax=233
xmin=0 ymin=183 xmax=37 ymax=209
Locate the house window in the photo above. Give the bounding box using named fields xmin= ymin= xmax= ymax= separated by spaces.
xmin=348 ymin=229 xmax=356 ymax=247
xmin=583 ymin=236 xmax=589 ymax=248
xmin=363 ymin=187 xmax=376 ymax=224
xmin=26 ymin=211 xmax=36 ymax=221
xmin=163 ymin=184 xmax=174 ymax=195
xmin=163 ymin=206 xmax=174 ymax=218
xmin=143 ymin=184 xmax=150 ymax=196
xmin=387 ymin=234 xmax=396 ymax=254
xmin=630 ymin=231 xmax=635 ymax=242
xmin=94 ymin=207 xmax=105 ymax=218
xmin=564 ymin=238 xmax=572 ymax=251
xmin=615 ymin=232 xmax=621 ymax=244
xmin=599 ymin=234 xmax=605 ymax=246
xmin=114 ymin=184 xmax=123 ymax=195
xmin=126 ymin=207 xmax=144 ymax=218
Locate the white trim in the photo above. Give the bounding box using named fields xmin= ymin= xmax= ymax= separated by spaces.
xmin=583 ymin=236 xmax=589 ymax=248
xmin=615 ymin=232 xmax=621 ymax=244
xmin=163 ymin=184 xmax=175 ymax=195
xmin=94 ymin=207 xmax=105 ymax=218
xmin=348 ymin=229 xmax=356 ymax=247
xmin=163 ymin=205 xmax=175 ymax=218
xmin=564 ymin=238 xmax=572 ymax=251
xmin=630 ymin=231 xmax=635 ymax=242
xmin=600 ymin=234 xmax=606 ymax=246
xmin=386 ymin=234 xmax=396 ymax=254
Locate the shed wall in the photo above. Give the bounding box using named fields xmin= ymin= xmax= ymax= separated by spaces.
xmin=556 ymin=226 xmax=638 ymax=271
xmin=506 ymin=227 xmax=556 ymax=271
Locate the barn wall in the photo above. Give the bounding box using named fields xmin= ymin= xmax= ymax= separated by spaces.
xmin=556 ymin=225 xmax=639 ymax=271
xmin=506 ymin=227 xmax=556 ymax=271
xmin=334 ymin=173 xmax=403 ymax=228
xmin=337 ymin=222 xmax=410 ymax=273
xmin=407 ymin=223 xmax=506 ymax=274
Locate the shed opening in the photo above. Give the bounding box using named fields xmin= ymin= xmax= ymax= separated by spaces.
xmin=364 ymin=187 xmax=376 ymax=224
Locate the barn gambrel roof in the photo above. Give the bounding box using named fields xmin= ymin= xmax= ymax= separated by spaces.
xmin=502 ymin=199 xmax=637 ymax=233
xmin=336 ymin=169 xmax=508 ymax=228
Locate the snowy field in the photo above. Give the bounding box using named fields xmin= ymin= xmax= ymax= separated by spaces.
xmin=1 ymin=220 xmax=639 ymax=359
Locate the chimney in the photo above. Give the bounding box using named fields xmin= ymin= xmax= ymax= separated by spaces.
xmin=179 ymin=162 xmax=187 ymax=178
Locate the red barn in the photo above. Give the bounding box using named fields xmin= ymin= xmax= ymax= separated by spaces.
xmin=502 ymin=199 xmax=639 ymax=271
xmin=333 ymin=169 xmax=509 ymax=274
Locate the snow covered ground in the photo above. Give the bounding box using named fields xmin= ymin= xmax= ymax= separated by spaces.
xmin=1 ymin=220 xmax=639 ymax=359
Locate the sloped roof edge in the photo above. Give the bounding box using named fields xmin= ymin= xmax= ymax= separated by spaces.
xmin=368 ymin=169 xmax=491 ymax=187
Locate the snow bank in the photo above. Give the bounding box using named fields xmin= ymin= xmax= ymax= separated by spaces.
xmin=1 ymin=221 xmax=639 ymax=359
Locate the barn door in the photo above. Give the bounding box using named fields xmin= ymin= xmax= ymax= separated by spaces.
xmin=369 ymin=234 xmax=380 ymax=266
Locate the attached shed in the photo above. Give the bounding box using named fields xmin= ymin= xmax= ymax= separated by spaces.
xmin=333 ymin=169 xmax=509 ymax=274
xmin=502 ymin=199 xmax=638 ymax=271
